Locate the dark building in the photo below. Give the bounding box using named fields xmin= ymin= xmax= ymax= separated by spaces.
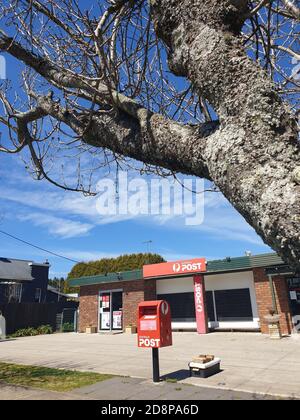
xmin=0 ymin=257 xmax=50 ymax=304
xmin=47 ymin=285 xmax=70 ymax=304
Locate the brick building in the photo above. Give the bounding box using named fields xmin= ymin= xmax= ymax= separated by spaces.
xmin=70 ymin=253 xmax=300 ymax=336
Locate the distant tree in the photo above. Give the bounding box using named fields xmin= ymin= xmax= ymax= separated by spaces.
xmin=49 ymin=277 xmax=66 ymax=291
xmin=65 ymin=253 xmax=165 ymax=293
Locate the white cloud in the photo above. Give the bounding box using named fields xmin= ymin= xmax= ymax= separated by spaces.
xmin=53 ymin=250 xmax=120 ymax=261
xmin=0 ymin=176 xmax=268 ymax=247
xmin=17 ymin=213 xmax=94 ymax=239
xmin=0 ymin=187 xmax=137 ymax=224
xmin=147 ymin=195 xmax=267 ymax=247
xmin=0 ymin=188 xmax=99 ymax=218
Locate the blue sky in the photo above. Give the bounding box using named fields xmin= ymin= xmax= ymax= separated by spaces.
xmin=0 ymin=1 xmax=273 ymax=278
xmin=0 ymin=150 xmax=270 ymax=278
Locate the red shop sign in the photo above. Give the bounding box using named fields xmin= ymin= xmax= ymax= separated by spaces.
xmin=193 ymin=275 xmax=209 ymax=335
xmin=143 ymin=258 xmax=206 ymax=278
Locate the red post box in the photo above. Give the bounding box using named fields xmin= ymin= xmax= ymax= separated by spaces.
xmin=137 ymin=300 xmax=172 ymax=349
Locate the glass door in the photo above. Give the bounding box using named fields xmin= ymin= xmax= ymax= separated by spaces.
xmin=99 ymin=292 xmax=111 ymax=331
xmin=99 ymin=291 xmax=123 ymax=332
xmin=112 ymin=291 xmax=123 ymax=331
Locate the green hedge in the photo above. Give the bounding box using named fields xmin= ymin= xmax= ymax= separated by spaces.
xmin=65 ymin=253 xmax=165 ymax=293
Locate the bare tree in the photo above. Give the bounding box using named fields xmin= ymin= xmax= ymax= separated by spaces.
xmin=0 ymin=0 xmax=299 ymax=270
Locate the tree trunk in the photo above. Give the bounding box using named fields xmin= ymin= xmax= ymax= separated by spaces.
xmin=150 ymin=0 xmax=300 ymax=271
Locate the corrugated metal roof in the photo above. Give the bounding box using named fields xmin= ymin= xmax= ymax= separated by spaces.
xmin=206 ymin=256 xmax=251 ymax=273
xmin=69 ymin=252 xmax=288 ymax=287
xmin=70 ymin=269 xmax=143 ymax=287
xmin=0 ymin=258 xmax=34 ymax=282
xmin=47 ymin=285 xmax=78 ymax=299
xmin=250 ymin=253 xmax=284 ymax=268
xmin=205 ymin=253 xmax=285 ymax=273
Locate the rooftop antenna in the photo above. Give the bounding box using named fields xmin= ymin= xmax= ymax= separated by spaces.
xmin=143 ymin=240 xmax=153 ymax=264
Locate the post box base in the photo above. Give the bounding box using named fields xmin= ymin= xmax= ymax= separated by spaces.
xmin=189 ymin=359 xmax=221 ymax=379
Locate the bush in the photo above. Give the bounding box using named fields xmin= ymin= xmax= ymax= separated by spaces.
xmin=10 ymin=328 xmax=38 ymax=338
xmin=36 ymin=325 xmax=53 ymax=335
xmin=10 ymin=325 xmax=53 ymax=338
xmin=62 ymin=323 xmax=74 ymax=333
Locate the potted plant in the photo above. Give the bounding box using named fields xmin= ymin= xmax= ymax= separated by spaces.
xmin=264 ymin=308 xmax=282 ymax=339
xmin=86 ymin=325 xmax=97 ymax=334
xmin=125 ymin=324 xmax=137 ymax=334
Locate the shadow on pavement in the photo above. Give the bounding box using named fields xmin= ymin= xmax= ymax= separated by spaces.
xmin=161 ymin=369 xmax=191 ymax=381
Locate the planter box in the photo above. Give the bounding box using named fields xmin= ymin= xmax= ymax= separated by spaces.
xmin=86 ymin=327 xmax=97 ymax=334
xmin=125 ymin=326 xmax=137 ymax=334
xmin=268 ymin=323 xmax=282 ymax=340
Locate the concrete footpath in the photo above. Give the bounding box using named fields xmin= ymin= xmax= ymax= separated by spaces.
xmin=0 ymin=382 xmax=85 ymax=400
xmin=0 ymin=378 xmax=288 ymax=400
xmin=1 ymin=332 xmax=300 ymax=399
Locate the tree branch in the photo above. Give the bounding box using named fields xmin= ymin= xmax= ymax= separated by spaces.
xmin=0 ymin=29 xmax=168 ymax=124
xmin=32 ymin=93 xmax=218 ymax=180
xmin=281 ymin=0 xmax=300 ymax=20
xmin=0 ymin=27 xmax=218 ymax=180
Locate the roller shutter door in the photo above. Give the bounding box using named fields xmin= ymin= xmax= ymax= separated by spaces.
xmin=157 ymin=291 xmax=216 ymax=322
xmin=158 ymin=292 xmax=196 ymax=322
xmin=214 ymin=288 xmax=253 ymax=322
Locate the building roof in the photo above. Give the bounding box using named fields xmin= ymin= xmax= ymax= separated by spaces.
xmin=207 ymin=252 xmax=284 ymax=272
xmin=0 ymin=258 xmax=34 ymax=282
xmin=69 ymin=269 xmax=143 ymax=287
xmin=69 ymin=252 xmax=286 ymax=287
xmin=47 ymin=285 xmax=79 ymax=299
xmin=0 ymin=257 xmax=50 ymax=282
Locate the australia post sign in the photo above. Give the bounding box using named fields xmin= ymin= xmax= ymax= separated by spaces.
xmin=143 ymin=259 xmax=208 ymax=335
xmin=143 ymin=258 xmax=207 ymax=278
xmin=194 ymin=275 xmax=209 ymax=335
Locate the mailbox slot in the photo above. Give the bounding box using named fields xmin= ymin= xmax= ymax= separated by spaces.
xmin=140 ymin=307 xmax=157 ymax=316
xmin=140 ymin=315 xmax=157 ymax=331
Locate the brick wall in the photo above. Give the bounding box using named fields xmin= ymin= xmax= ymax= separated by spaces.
xmin=123 ymin=281 xmax=145 ymax=328
xmin=253 ymin=268 xmax=292 ymax=335
xmin=79 ymin=279 xmax=156 ymax=332
xmin=79 ymin=284 xmax=99 ymax=333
